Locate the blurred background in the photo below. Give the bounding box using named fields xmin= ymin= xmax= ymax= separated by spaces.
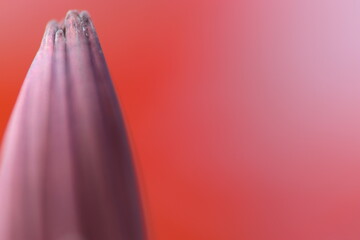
xmin=1 ymin=0 xmax=360 ymax=239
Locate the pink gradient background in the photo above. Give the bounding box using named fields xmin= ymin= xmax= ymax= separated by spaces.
xmin=1 ymin=0 xmax=360 ymax=239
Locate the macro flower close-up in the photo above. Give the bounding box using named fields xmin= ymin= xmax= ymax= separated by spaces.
xmin=0 ymin=10 xmax=145 ymax=240
xmin=2 ymin=1 xmax=360 ymax=240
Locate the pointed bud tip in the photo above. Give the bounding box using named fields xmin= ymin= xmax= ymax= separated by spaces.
xmin=42 ymin=20 xmax=58 ymax=48
xmin=66 ymin=10 xmax=80 ymax=19
xmin=55 ymin=29 xmax=65 ymax=42
xmin=80 ymin=11 xmax=91 ymax=21
xmin=45 ymin=20 xmax=58 ymax=35
xmin=46 ymin=20 xmax=58 ymax=28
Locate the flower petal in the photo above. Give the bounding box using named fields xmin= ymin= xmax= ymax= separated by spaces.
xmin=0 ymin=11 xmax=145 ymax=240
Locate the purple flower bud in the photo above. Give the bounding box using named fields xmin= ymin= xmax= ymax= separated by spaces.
xmin=0 ymin=10 xmax=146 ymax=240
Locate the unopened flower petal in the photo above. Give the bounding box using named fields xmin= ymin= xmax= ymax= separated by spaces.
xmin=0 ymin=10 xmax=146 ymax=240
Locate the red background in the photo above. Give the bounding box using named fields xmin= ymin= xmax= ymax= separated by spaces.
xmin=1 ymin=0 xmax=360 ymax=239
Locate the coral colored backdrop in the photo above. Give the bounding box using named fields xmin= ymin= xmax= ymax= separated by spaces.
xmin=1 ymin=0 xmax=360 ymax=239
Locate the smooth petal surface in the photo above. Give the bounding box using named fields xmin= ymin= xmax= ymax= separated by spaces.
xmin=0 ymin=10 xmax=145 ymax=240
